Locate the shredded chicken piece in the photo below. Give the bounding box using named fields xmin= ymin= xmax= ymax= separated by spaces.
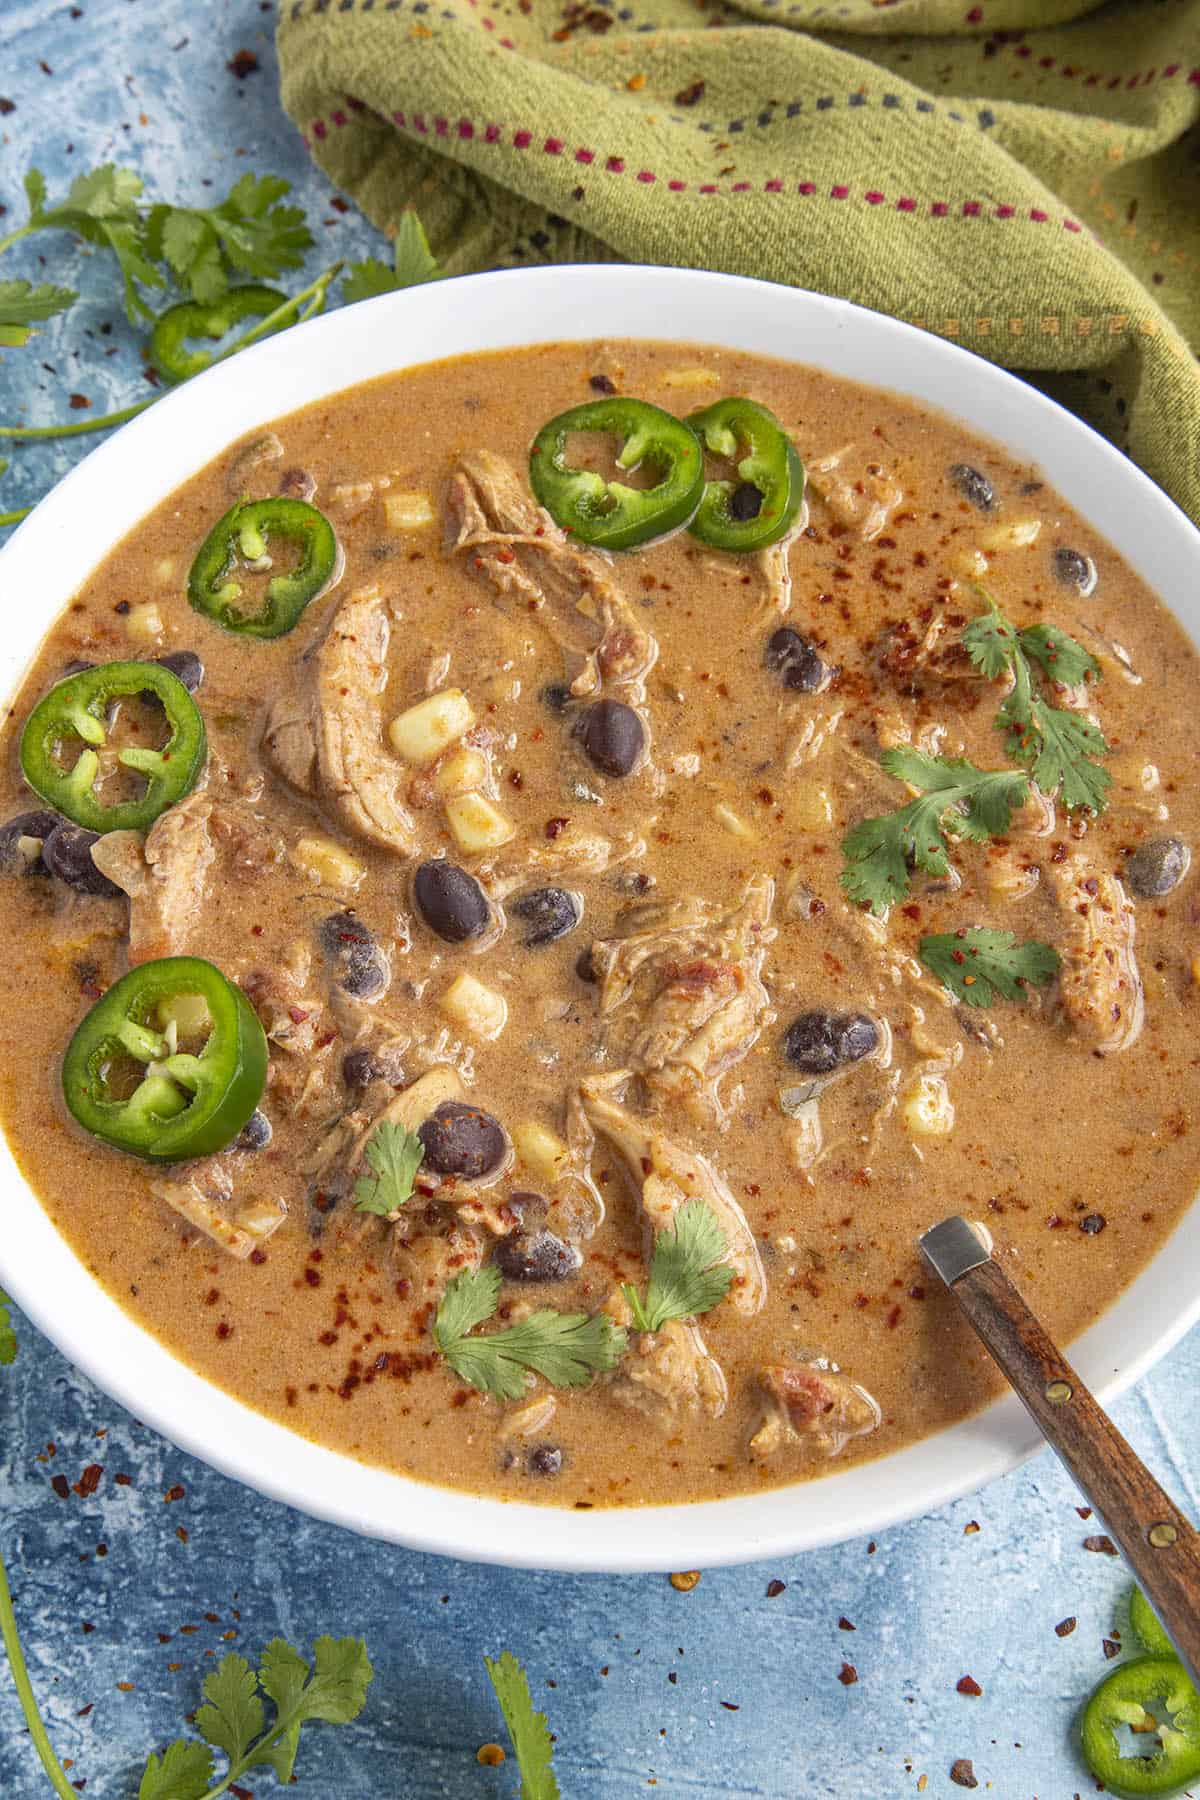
xmin=610 ymin=1317 xmax=728 ymax=1422
xmin=580 ymin=1073 xmax=767 ymax=1314
xmin=445 ymin=449 xmax=658 ymax=699
xmin=754 ymin=518 xmax=806 ymax=622
xmin=782 ymin=706 xmax=844 ymax=772
xmin=808 ymin=445 xmax=903 ymax=542
xmin=1046 ymin=852 xmax=1144 ymax=1054
xmin=150 ymin=1162 xmax=285 ymax=1260
xmin=392 ymin=1217 xmax=488 ymax=1300
xmin=749 ymin=1360 xmax=881 ymax=1459
xmin=91 ymin=792 xmax=215 ymax=964
xmin=589 ymin=876 xmax=775 ymax=1120
xmin=489 ymin=829 xmax=642 ymax=899
xmin=263 ymin=585 xmax=417 ymax=854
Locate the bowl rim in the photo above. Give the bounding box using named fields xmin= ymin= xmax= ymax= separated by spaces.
xmin=1 ymin=262 xmax=1198 ymax=1572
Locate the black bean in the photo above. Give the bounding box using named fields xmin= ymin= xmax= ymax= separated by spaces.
xmin=1079 ymin=1213 xmax=1107 ymax=1236
xmin=1125 ymin=837 xmax=1190 ymax=899
xmin=317 ymin=911 xmax=389 ymax=998
xmin=575 ymin=946 xmax=598 ymax=983
xmin=784 ymin=1009 xmax=878 ymax=1075
xmin=765 ymin=627 xmax=827 ymax=692
xmin=836 ymin=1013 xmax=879 ymax=1065
xmin=413 ymin=860 xmax=490 ymax=943
xmin=576 ymin=698 xmax=645 ymax=778
xmin=540 ymin=682 xmax=573 ymax=715
xmin=1052 ymin=546 xmax=1098 ymax=598
xmin=418 ymin=1101 xmax=507 ymax=1179
xmin=0 ymin=809 xmax=63 ymax=875
xmin=728 ymin=481 xmax=763 ymax=522
xmin=342 ymin=1048 xmax=379 ymax=1089
xmin=494 ymin=1229 xmax=581 ymax=1283
xmin=236 ymin=1110 xmax=273 ymax=1151
xmin=61 ymin=659 xmax=96 ymax=678
xmin=589 ymin=373 xmax=616 ymax=395
xmin=948 ymin=463 xmax=995 ymax=511
xmin=511 ymin=885 xmax=582 ymax=947
xmin=155 ymin=649 xmax=205 ymax=692
xmin=42 ymin=823 xmax=123 ymax=897
xmin=527 ymin=1444 xmax=563 ymax=1477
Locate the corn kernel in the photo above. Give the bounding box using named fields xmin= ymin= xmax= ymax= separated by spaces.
xmin=383 ymin=491 xmax=436 ymax=532
xmin=125 ymin=602 xmax=164 ymax=643
xmin=289 ymin=835 xmax=366 ymax=890
xmin=439 ymin=971 xmax=508 ymax=1040
xmin=980 ymin=517 xmax=1042 ymax=551
xmin=154 ymin=557 xmax=177 ymax=584
xmin=713 ymin=802 xmax=755 ymax=842
xmin=660 ymin=367 xmax=719 ymax=389
xmin=792 ymin=785 xmax=833 ymax=832
xmin=903 ymin=1073 xmax=955 ymax=1138
xmin=445 ymin=791 xmax=516 ymax=854
xmin=511 ymin=1120 xmax=569 ymax=1183
xmin=388 ymin=689 xmax=474 ymax=766
xmin=434 ymin=748 xmax=489 ymax=798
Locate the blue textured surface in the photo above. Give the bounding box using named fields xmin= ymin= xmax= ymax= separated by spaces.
xmin=1 ymin=5 xmax=1198 ymax=1796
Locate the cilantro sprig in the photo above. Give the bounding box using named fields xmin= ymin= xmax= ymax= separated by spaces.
xmin=143 ymin=172 xmax=312 ymax=305
xmin=353 ymin=1119 xmax=425 ymax=1216
xmin=963 ymin=592 xmax=1111 ymax=813
xmin=0 ymin=1289 xmax=15 ymax=1367
xmin=138 ymin=1637 xmax=373 ymax=1799
xmin=485 ymin=1652 xmax=561 ymax=1800
xmin=840 ymin=746 xmax=1030 ymax=915
xmin=341 ymin=210 xmax=445 ymax=303
xmin=622 ymin=1200 xmax=734 ymax=1333
xmin=918 ymin=928 xmax=1061 ymax=1007
xmin=0 ymin=281 xmax=77 ymax=349
xmin=434 ymin=1265 xmax=627 ymax=1401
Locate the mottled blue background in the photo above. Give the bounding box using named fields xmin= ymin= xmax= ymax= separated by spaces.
xmin=1 ymin=4 xmax=1197 ymax=1795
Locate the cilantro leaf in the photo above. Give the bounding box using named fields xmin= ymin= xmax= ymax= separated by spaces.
xmin=138 ymin=1739 xmax=216 ymax=1800
xmin=194 ymin=1653 xmax=263 ymax=1765
xmin=963 ymin=590 xmax=1110 ymax=812
xmin=918 ymin=928 xmax=1061 ymax=1007
xmin=353 ymin=1119 xmax=425 ymax=1216
xmin=841 ymin=749 xmax=1029 ymax=915
xmin=434 ymin=1268 xmax=627 ymax=1401
xmin=342 ymin=211 xmax=444 ymax=304
xmin=22 ymin=164 xmax=162 ymax=322
xmin=143 ymin=175 xmax=311 ymax=305
xmin=0 ymin=279 xmax=77 ymax=347
xmin=256 ymin=1635 xmax=374 ymax=1730
xmin=623 ymin=1200 xmax=734 ymax=1333
xmin=0 ymin=1289 xmax=15 ymax=1366
xmin=485 ymin=1652 xmax=560 ymax=1800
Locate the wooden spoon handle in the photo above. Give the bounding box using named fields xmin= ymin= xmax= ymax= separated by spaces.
xmin=945 ymin=1253 xmax=1200 ymax=1687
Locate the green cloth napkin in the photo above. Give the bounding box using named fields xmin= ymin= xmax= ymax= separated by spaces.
xmin=276 ymin=0 xmax=1200 ymax=523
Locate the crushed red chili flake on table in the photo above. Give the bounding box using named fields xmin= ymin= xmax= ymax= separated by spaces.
xmin=720 ymin=1700 xmax=740 ymax=1712
xmin=838 ymin=1617 xmax=856 ymax=1632
xmin=949 ymin=1759 xmax=978 ymax=1789
xmin=73 ymin=1464 xmax=103 ymax=1498
xmin=164 ymin=1483 xmax=186 ymax=1503
xmin=1084 ymin=1534 xmax=1119 ymax=1555
xmin=1076 ymin=1506 xmax=1093 ymax=1519
xmin=50 ymin=1474 xmax=70 ymax=1500
xmin=962 ymin=1520 xmax=980 ymax=1535
xmin=837 ymin=1662 xmax=858 ymax=1686
xmin=956 ymin=1675 xmax=982 ymax=1697
xmin=477 ymin=1744 xmax=506 ymax=1767
xmin=1055 ymin=1617 xmax=1077 ymax=1637
xmin=1103 ymin=1638 xmax=1121 ymax=1659
xmin=68 ymin=394 xmax=90 ymax=410
xmin=765 ymin=1579 xmax=786 ymax=1598
xmin=227 ymin=48 xmax=259 ymax=77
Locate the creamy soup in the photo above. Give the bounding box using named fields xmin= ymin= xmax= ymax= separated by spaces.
xmin=0 ymin=339 xmax=1196 ymax=1511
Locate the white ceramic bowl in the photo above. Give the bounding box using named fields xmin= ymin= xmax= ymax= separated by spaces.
xmin=1 ymin=267 xmax=1197 ymax=1572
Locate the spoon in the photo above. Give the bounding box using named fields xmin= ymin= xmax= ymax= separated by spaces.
xmin=919 ymin=1214 xmax=1200 ymax=1688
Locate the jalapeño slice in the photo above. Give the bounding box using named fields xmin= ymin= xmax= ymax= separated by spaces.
xmin=529 ymin=397 xmax=704 ymax=551
xmin=20 ymin=660 xmax=207 ymax=835
xmin=150 ymin=285 xmax=288 ymax=384
xmin=188 ymin=496 xmax=339 ymax=638
xmin=686 ymin=396 xmax=805 ymax=552
xmin=62 ymin=956 xmax=267 ymax=1161
xmin=1081 ymin=1655 xmax=1200 ymax=1797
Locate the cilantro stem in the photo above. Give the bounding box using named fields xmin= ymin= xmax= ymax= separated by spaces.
xmin=0 ymin=398 xmax=152 ymax=441
xmin=0 ymin=261 xmax=344 ymax=446
xmin=0 ymin=1546 xmax=79 ymax=1800
xmin=0 ymin=223 xmax=35 ymax=259
xmin=0 ymin=505 xmax=33 ymax=529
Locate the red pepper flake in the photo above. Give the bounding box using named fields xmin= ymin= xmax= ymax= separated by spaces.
xmin=216 ymin=1321 xmax=233 ymax=1340
xmin=51 ymin=1474 xmax=71 ymax=1500
xmin=765 ymin=1579 xmax=787 ymax=1598
xmin=544 ymin=816 xmax=569 ymax=840
xmin=1076 ymin=1506 xmax=1093 ymax=1519
xmin=674 ymin=78 xmax=705 ymax=105
xmin=589 ymin=373 xmax=616 ymax=394
xmin=949 ymin=1759 xmax=979 ymax=1789
xmin=164 ymin=1484 xmax=186 ymax=1504
xmin=81 ymin=1621 xmax=95 ymax=1634
xmin=837 ymin=1662 xmax=858 ymax=1686
xmin=963 ymin=1520 xmax=980 ymax=1535
xmin=176 ymin=1526 xmax=189 ymax=1543
xmin=1055 ymin=1617 xmax=1077 ymax=1637
xmin=838 ymin=1617 xmax=856 ymax=1631
xmin=117 ymin=1681 xmax=134 ymax=1693
xmin=956 ymin=1675 xmax=982 ymax=1697
xmin=886 ymin=1304 xmax=902 ymax=1329
xmin=73 ymin=1464 xmax=103 ymax=1499
xmin=1103 ymin=1638 xmax=1121 ymax=1660
xmin=227 ymin=47 xmax=259 ymax=77
xmin=304 ymin=1267 xmax=322 ymax=1288
xmin=1084 ymin=1534 xmax=1119 ymax=1555
xmin=76 ymin=1703 xmax=94 ymax=1717
xmin=719 ymin=1700 xmax=740 ymax=1711
xmin=114 ymin=1473 xmax=132 ymax=1487
xmin=68 ymin=393 xmax=90 ymax=410
xmin=95 ymin=1544 xmax=107 ymax=1557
